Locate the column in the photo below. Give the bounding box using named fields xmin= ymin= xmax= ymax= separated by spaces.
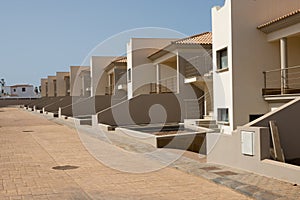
xmin=280 ymin=37 xmax=288 ymax=94
xmin=156 ymin=64 xmax=160 ymax=94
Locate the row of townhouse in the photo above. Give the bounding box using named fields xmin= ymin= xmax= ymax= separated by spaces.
xmin=33 ymin=33 xmax=213 ymax=123
xmin=26 ymin=0 xmax=300 ymax=184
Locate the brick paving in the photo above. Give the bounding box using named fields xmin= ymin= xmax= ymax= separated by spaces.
xmin=0 ymin=107 xmax=251 ymax=200
xmin=52 ymin=110 xmax=300 ymax=200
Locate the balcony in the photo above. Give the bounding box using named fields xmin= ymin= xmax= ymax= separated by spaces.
xmin=263 ymin=66 xmax=300 ymax=96
xmin=150 ymin=76 xmax=177 ymax=94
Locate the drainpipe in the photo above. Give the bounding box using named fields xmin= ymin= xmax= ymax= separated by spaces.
xmin=280 ymin=37 xmax=288 ymax=94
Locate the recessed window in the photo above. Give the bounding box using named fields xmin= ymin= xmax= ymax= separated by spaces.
xmin=218 ymin=108 xmax=229 ymax=123
xmin=217 ymin=48 xmax=228 ymax=70
xmin=22 ymin=88 xmax=26 ymax=92
xmin=127 ymin=68 xmax=132 ymax=82
xmin=13 ymin=89 xmax=16 ymax=92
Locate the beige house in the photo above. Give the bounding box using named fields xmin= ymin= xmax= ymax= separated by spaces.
xmin=70 ymin=66 xmax=91 ymax=97
xmin=47 ymin=76 xmax=57 ymax=97
xmin=126 ymin=38 xmax=177 ymax=99
xmin=56 ymin=72 xmax=70 ymax=97
xmin=148 ymin=32 xmax=213 ymax=119
xmin=90 ymin=56 xmax=115 ymax=96
xmin=207 ymin=0 xmax=300 ymax=184
xmin=40 ymin=78 xmax=48 ymax=97
xmin=103 ymin=57 xmax=127 ymax=97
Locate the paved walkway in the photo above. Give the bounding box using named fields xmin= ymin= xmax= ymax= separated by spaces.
xmin=0 ymin=107 xmax=251 ymax=200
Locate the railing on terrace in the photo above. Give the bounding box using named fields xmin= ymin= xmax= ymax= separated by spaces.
xmin=184 ymin=92 xmax=211 ymax=119
xmin=185 ymin=53 xmax=212 ymax=78
xmin=158 ymin=76 xmax=177 ymax=93
xmin=105 ymin=85 xmax=114 ymax=95
xmin=263 ymin=66 xmax=300 ymax=96
xmin=149 ymin=76 xmax=178 ymax=94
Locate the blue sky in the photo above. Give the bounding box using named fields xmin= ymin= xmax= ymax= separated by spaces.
xmin=0 ymin=0 xmax=224 ymax=86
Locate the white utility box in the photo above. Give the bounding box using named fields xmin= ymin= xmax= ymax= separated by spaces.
xmin=241 ymin=131 xmax=254 ymax=156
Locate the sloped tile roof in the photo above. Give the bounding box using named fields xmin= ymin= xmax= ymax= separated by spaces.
xmin=148 ymin=32 xmax=212 ymax=60
xmin=113 ymin=56 xmax=127 ymax=63
xmin=258 ymin=9 xmax=300 ymax=29
xmin=173 ymin=32 xmax=212 ymax=45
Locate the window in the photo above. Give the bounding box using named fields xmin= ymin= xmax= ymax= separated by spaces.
xmin=218 ymin=108 xmax=229 ymax=123
xmin=13 ymin=89 xmax=16 ymax=92
xmin=22 ymin=88 xmax=26 ymax=92
xmin=127 ymin=68 xmax=131 ymax=82
xmin=217 ymin=48 xmax=228 ymax=70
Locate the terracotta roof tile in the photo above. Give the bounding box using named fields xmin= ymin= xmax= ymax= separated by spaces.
xmin=113 ymin=56 xmax=127 ymax=63
xmin=258 ymin=9 xmax=300 ymax=29
xmin=173 ymin=32 xmax=212 ymax=45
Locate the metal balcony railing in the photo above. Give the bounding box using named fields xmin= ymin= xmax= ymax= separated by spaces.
xmin=184 ymin=92 xmax=211 ymax=119
xmin=150 ymin=83 xmax=157 ymax=94
xmin=149 ymin=76 xmax=177 ymax=94
xmin=105 ymin=85 xmax=114 ymax=95
xmin=185 ymin=53 xmax=213 ymax=78
xmin=263 ymin=66 xmax=300 ymax=95
xmin=158 ymin=76 xmax=177 ymax=93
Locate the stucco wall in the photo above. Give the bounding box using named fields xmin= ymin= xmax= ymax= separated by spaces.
xmin=251 ymin=98 xmax=300 ymax=160
xmin=287 ymin=37 xmax=300 ymax=67
xmin=207 ymin=126 xmax=300 ymax=185
xmin=40 ymin=79 xmax=48 ymax=97
xmin=70 ymin=66 xmax=90 ymax=97
xmin=212 ymin=0 xmax=300 ymax=133
xmin=90 ymin=56 xmax=115 ymax=96
xmin=43 ymin=96 xmax=72 ymax=113
xmin=0 ymin=99 xmax=38 ymax=107
xmin=212 ymin=0 xmax=233 ymax=134
xmin=97 ymin=93 xmax=185 ymax=126
xmin=231 ymin=0 xmax=300 ymax=130
xmin=47 ymin=76 xmax=56 ymax=97
xmin=9 ymin=86 xmax=35 ymax=98
xmin=127 ymin=38 xmax=177 ymax=99
xmin=56 ymin=72 xmax=70 ymax=97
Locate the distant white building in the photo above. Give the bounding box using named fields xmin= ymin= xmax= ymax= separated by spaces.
xmin=2 ymin=84 xmax=37 ymax=98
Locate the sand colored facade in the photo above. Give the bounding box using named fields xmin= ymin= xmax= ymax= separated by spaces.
xmin=47 ymin=76 xmax=56 ymax=97
xmin=212 ymin=0 xmax=300 ymax=134
xmin=126 ymin=38 xmax=177 ymax=99
xmin=148 ymin=34 xmax=213 ymax=119
xmin=70 ymin=66 xmax=91 ymax=97
xmin=56 ymin=72 xmax=70 ymax=97
xmin=90 ymin=56 xmax=115 ymax=96
xmin=40 ymin=78 xmax=48 ymax=97
xmin=207 ymin=0 xmax=300 ymax=184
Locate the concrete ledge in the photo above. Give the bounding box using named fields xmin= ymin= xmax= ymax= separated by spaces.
xmin=115 ymin=127 xmax=157 ymax=147
xmin=115 ymin=127 xmax=206 ymax=153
